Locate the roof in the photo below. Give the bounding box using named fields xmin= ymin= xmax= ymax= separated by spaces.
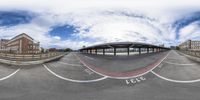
xmin=11 ymin=33 xmax=33 ymax=41
xmin=79 ymin=42 xmax=170 ymax=50
xmin=6 ymin=33 xmax=34 ymax=44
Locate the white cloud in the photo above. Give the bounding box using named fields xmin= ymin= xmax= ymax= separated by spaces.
xmin=0 ymin=0 xmax=200 ymax=49
xmin=178 ymin=22 xmax=200 ymax=42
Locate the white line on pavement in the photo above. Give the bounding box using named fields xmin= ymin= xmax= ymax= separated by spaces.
xmin=84 ymin=56 xmax=95 ymax=61
xmin=43 ymin=64 xmax=108 ymax=83
xmin=74 ymin=51 xmax=171 ymax=79
xmin=163 ymin=61 xmax=196 ymax=65
xmin=151 ymin=70 xmax=200 ymax=83
xmin=58 ymin=61 xmax=83 ymax=67
xmin=0 ymin=68 xmax=20 ymax=81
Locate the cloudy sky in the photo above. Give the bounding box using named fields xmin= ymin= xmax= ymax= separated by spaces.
xmin=0 ymin=0 xmax=200 ymax=50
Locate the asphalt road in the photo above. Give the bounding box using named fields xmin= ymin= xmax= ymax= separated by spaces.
xmin=0 ymin=50 xmax=200 ymax=100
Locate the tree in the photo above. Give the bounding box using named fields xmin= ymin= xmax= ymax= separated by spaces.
xmin=64 ymin=48 xmax=73 ymax=52
xmin=41 ymin=47 xmax=45 ymax=53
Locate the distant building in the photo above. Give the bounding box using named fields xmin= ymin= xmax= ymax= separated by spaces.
xmin=0 ymin=39 xmax=9 ymax=52
xmin=159 ymin=44 xmax=165 ymax=47
xmin=48 ymin=48 xmax=57 ymax=52
xmin=170 ymin=46 xmax=177 ymax=50
xmin=179 ymin=40 xmax=200 ymax=51
xmin=0 ymin=33 xmax=40 ymax=54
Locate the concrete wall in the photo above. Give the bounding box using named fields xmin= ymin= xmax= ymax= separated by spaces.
xmin=0 ymin=53 xmax=67 ymax=66
xmin=177 ymin=50 xmax=200 ymax=62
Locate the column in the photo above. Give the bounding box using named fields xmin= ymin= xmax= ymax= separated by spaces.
xmin=114 ymin=48 xmax=116 ymax=56
xmin=139 ymin=47 xmax=141 ymax=54
xmin=103 ymin=48 xmax=105 ymax=55
xmin=147 ymin=47 xmax=149 ymax=53
xmin=95 ymin=49 xmax=97 ymax=54
xmin=127 ymin=47 xmax=130 ymax=56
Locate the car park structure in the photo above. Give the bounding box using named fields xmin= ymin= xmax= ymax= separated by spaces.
xmin=1 ymin=41 xmax=200 ymax=100
xmin=79 ymin=42 xmax=170 ymax=56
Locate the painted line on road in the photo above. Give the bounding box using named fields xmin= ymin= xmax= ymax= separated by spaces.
xmin=84 ymin=56 xmax=95 ymax=61
xmin=43 ymin=64 xmax=108 ymax=83
xmin=61 ymin=57 xmax=80 ymax=61
xmin=0 ymin=68 xmax=20 ymax=81
xmin=73 ymin=54 xmax=111 ymax=77
xmin=58 ymin=61 xmax=83 ymax=67
xmin=151 ymin=70 xmax=200 ymax=83
xmin=74 ymin=51 xmax=171 ymax=79
xmin=163 ymin=61 xmax=196 ymax=65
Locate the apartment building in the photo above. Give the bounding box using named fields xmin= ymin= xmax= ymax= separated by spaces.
xmin=179 ymin=40 xmax=200 ymax=51
xmin=0 ymin=33 xmax=40 ymax=54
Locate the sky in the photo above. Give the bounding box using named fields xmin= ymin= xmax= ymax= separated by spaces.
xmin=0 ymin=0 xmax=200 ymax=50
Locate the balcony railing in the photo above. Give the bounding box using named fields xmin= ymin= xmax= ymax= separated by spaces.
xmin=0 ymin=52 xmax=68 ymax=61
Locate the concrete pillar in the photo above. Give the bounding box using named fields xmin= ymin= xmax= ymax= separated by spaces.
xmin=127 ymin=47 xmax=130 ymax=56
xmin=147 ymin=48 xmax=149 ymax=53
xmin=95 ymin=49 xmax=97 ymax=54
xmin=90 ymin=49 xmax=92 ymax=54
xmin=103 ymin=48 xmax=105 ymax=55
xmin=114 ymin=48 xmax=116 ymax=56
xmin=139 ymin=48 xmax=141 ymax=54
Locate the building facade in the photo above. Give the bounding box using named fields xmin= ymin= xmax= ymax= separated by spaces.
xmin=0 ymin=33 xmax=40 ymax=54
xmin=179 ymin=40 xmax=200 ymax=51
xmin=0 ymin=39 xmax=9 ymax=52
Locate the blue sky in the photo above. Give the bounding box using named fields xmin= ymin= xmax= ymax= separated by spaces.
xmin=0 ymin=11 xmax=34 ymax=26
xmin=49 ymin=25 xmax=78 ymax=40
xmin=0 ymin=0 xmax=200 ymax=49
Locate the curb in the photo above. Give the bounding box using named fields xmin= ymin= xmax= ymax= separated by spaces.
xmin=177 ymin=51 xmax=200 ymax=63
xmin=0 ymin=53 xmax=67 ymax=66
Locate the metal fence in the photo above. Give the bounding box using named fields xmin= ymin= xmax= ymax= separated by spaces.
xmin=0 ymin=52 xmax=67 ymax=61
xmin=179 ymin=50 xmax=200 ymax=58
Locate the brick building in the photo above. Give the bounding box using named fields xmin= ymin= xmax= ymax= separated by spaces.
xmin=0 ymin=33 xmax=40 ymax=54
xmin=0 ymin=39 xmax=9 ymax=52
xmin=179 ymin=40 xmax=200 ymax=51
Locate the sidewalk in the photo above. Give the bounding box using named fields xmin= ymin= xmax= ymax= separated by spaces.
xmin=177 ymin=50 xmax=200 ymax=63
xmin=0 ymin=52 xmax=68 ymax=66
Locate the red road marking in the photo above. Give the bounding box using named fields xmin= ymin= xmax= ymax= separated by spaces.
xmin=74 ymin=52 xmax=169 ymax=78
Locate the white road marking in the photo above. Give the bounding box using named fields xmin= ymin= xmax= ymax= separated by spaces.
xmin=84 ymin=69 xmax=94 ymax=75
xmin=74 ymin=51 xmax=171 ymax=79
xmin=84 ymin=56 xmax=95 ymax=61
xmin=0 ymin=68 xmax=20 ymax=81
xmin=151 ymin=70 xmax=200 ymax=83
xmin=163 ymin=61 xmax=196 ymax=65
xmin=158 ymin=63 xmax=163 ymax=68
xmin=58 ymin=61 xmax=83 ymax=67
xmin=125 ymin=76 xmax=146 ymax=85
xmin=43 ymin=64 xmax=108 ymax=83
xmin=61 ymin=57 xmax=79 ymax=61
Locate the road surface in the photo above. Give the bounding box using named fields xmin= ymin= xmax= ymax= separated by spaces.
xmin=0 ymin=50 xmax=200 ymax=100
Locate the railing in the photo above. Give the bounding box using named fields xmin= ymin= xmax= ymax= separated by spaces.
xmin=0 ymin=52 xmax=67 ymax=61
xmin=179 ymin=50 xmax=200 ymax=58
